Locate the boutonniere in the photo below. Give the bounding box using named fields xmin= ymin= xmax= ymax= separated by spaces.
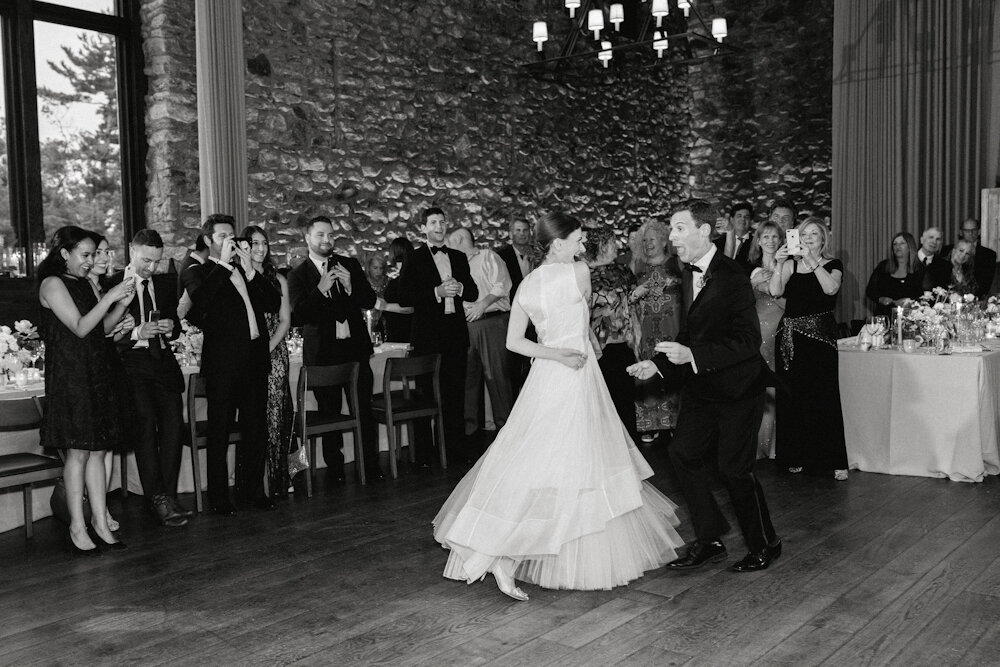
xmin=696 ymin=270 xmax=713 ymax=290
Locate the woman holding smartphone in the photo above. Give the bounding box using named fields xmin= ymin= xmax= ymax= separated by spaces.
xmin=245 ymin=226 xmax=294 ymax=498
xmin=38 ymin=226 xmax=134 ymax=553
xmin=769 ymin=218 xmax=848 ymax=481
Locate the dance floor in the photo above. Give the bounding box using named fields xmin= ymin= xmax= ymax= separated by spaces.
xmin=2 ymin=436 xmax=999 ymax=666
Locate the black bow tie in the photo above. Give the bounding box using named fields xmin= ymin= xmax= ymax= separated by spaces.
xmin=683 ymin=263 xmax=703 ymax=273
xmin=430 ymin=245 xmax=446 ymax=255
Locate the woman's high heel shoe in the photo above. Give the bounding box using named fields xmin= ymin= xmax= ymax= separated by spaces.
xmin=91 ymin=530 xmax=127 ymax=551
xmin=66 ymin=533 xmax=101 ymax=557
xmin=490 ymin=563 xmax=528 ymax=601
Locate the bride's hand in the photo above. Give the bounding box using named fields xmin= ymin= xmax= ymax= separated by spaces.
xmin=553 ymin=348 xmax=587 ymax=370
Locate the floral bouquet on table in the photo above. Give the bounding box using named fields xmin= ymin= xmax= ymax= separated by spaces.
xmin=901 ymin=288 xmax=984 ymax=349
xmin=170 ymin=320 xmax=204 ymax=366
xmin=1 ymin=323 xmax=33 ymax=383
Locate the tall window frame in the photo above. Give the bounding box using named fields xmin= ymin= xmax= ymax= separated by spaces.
xmin=0 ymin=0 xmax=146 ymax=282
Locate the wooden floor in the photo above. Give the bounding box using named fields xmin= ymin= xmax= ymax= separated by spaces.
xmin=3 ymin=440 xmax=1000 ymax=666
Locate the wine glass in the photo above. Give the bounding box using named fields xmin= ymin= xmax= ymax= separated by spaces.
xmin=23 ymin=340 xmax=42 ymax=369
xmin=864 ymin=316 xmax=880 ymax=338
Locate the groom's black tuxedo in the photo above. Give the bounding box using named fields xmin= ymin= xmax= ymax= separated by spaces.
xmin=384 ymin=244 xmax=478 ymax=463
xmin=654 ymin=249 xmax=777 ymax=554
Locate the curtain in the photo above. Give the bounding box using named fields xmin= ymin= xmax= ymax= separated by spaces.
xmin=195 ymin=0 xmax=248 ymax=230
xmin=832 ymin=0 xmax=1000 ymax=320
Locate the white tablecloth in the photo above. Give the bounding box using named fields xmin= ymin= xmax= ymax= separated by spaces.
xmin=839 ymin=344 xmax=1000 ymax=482
xmin=0 ymin=346 xmax=408 ymax=534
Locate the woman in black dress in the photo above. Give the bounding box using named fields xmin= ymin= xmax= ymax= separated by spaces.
xmin=865 ymin=232 xmax=924 ymax=317
xmin=377 ymin=237 xmax=414 ymax=343
xmin=770 ymin=218 xmax=849 ymax=481
xmin=246 ymin=225 xmax=293 ymax=499
xmin=38 ymin=226 xmax=135 ymax=553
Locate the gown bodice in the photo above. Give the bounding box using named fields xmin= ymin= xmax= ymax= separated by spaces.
xmin=517 ymin=262 xmax=590 ymax=353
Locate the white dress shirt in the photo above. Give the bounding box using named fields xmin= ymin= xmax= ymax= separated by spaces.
xmin=465 ymin=249 xmax=512 ymax=315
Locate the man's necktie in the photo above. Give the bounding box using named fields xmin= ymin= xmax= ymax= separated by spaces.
xmin=141 ymin=279 xmax=162 ymax=359
xmin=430 ymin=245 xmax=445 ymax=254
xmin=683 ymin=263 xmax=703 ymax=273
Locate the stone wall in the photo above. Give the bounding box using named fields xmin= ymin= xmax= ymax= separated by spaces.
xmin=141 ymin=0 xmax=834 ymax=264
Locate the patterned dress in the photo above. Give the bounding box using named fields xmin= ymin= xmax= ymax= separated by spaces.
xmin=263 ymin=269 xmax=293 ymax=495
xmin=589 ymin=262 xmax=639 ymax=439
xmin=631 ymin=258 xmax=682 ymax=432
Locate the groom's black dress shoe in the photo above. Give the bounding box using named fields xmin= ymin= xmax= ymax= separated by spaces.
xmin=729 ymin=540 xmax=782 ymax=573
xmin=665 ymin=540 xmax=727 ymax=570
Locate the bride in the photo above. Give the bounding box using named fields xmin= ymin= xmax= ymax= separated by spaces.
xmin=432 ymin=212 xmax=683 ymax=600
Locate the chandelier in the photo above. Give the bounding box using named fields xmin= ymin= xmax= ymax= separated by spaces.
xmin=523 ymin=0 xmax=740 ymax=84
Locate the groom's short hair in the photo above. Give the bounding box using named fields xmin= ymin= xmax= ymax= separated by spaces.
xmin=674 ymin=199 xmax=716 ymax=230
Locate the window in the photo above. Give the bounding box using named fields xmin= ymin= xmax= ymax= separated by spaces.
xmin=0 ymin=0 xmax=144 ymax=286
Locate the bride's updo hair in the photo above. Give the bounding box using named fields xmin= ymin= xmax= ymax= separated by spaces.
xmin=534 ymin=211 xmax=582 ymax=261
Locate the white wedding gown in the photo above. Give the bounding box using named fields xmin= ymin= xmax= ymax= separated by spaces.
xmin=432 ymin=262 xmax=683 ymax=590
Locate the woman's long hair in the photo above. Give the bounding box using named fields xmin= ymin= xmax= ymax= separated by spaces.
xmin=748 ymin=221 xmax=786 ymax=266
xmin=36 ymin=225 xmax=95 ymax=283
xmin=884 ymin=231 xmax=920 ymax=275
xmin=244 ymin=225 xmax=276 ymax=279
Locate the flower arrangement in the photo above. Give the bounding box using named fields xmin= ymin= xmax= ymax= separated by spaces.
xmin=901 ymin=288 xmax=990 ymax=347
xmin=1 ymin=320 xmax=39 ymax=382
xmin=170 ymin=320 xmax=204 ymax=364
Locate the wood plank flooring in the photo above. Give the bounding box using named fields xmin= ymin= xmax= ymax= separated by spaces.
xmin=2 ymin=442 xmax=1000 ymax=666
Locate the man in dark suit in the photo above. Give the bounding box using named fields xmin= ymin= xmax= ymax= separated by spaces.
xmin=185 ymin=213 xmax=281 ymax=514
xmin=385 ymin=207 xmax=478 ymax=465
xmin=629 ymin=199 xmax=779 ymax=573
xmin=287 ymin=215 xmax=381 ymax=482
xmin=728 ymin=202 xmax=755 ymax=271
xmin=941 ymin=218 xmax=997 ymax=297
xmin=496 ymin=219 xmax=534 ymax=390
xmin=108 ymin=229 xmax=189 ymax=527
xmin=177 ymin=235 xmax=209 ymax=293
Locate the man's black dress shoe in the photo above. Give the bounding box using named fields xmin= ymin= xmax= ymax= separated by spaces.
xmin=729 ymin=540 xmax=782 ymax=573
xmin=169 ymin=497 xmax=194 ymax=518
xmin=152 ymin=494 xmax=188 ymax=527
xmin=665 ymin=540 xmax=728 ymax=571
xmin=209 ymin=502 xmax=237 ymax=516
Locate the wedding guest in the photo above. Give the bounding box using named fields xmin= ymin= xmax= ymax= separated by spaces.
xmin=108 ymin=229 xmax=190 ymax=526
xmin=944 ymin=240 xmax=979 ymax=297
xmin=85 ymin=235 xmax=131 ymax=532
xmin=942 ymin=218 xmax=996 ymax=298
xmin=177 ymin=235 xmax=209 ymax=293
xmin=748 ymin=222 xmax=786 ymax=459
xmin=38 ymin=226 xmax=134 ymax=553
xmin=629 ymin=219 xmax=681 ymax=444
xmin=496 ymin=219 xmax=534 ymax=391
xmin=363 ymin=252 xmax=388 ymax=339
xmin=288 ymin=216 xmax=382 ymax=483
xmin=627 ymin=199 xmax=779 ymax=573
xmin=583 ymin=225 xmax=639 ymax=442
xmin=724 ymin=202 xmax=755 ymax=271
xmin=917 ymin=226 xmax=943 ymax=265
xmin=246 ymin=225 xmax=294 ymax=497
xmin=378 ymin=237 xmax=414 ymax=343
xmin=446 ymin=227 xmax=514 ymax=440
xmin=185 ymin=214 xmax=281 ymax=514
xmin=384 ymin=207 xmax=478 ymax=465
xmin=865 ymin=232 xmax=924 ymax=317
xmin=768 ymin=199 xmax=797 ymax=230
xmin=770 ymin=217 xmax=848 ymax=480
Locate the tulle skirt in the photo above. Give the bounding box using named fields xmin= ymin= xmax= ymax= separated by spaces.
xmin=432 ymin=353 xmax=683 ymax=590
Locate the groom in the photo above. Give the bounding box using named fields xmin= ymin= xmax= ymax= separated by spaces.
xmin=628 ymin=199 xmax=780 ymax=572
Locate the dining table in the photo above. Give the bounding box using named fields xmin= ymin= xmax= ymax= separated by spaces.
xmin=0 ymin=343 xmax=410 ymax=535
xmin=838 ymin=340 xmax=1000 ymax=482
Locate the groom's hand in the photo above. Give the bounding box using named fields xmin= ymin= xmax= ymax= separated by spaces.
xmin=626 ymin=360 xmax=658 ymax=380
xmin=655 ymin=341 xmax=693 ymax=366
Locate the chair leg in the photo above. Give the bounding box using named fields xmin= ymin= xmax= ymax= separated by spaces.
xmin=306 ymin=436 xmax=314 ymax=498
xmin=386 ymin=420 xmax=399 ymax=479
xmin=354 ymin=426 xmax=366 ymax=485
xmin=190 ymin=446 xmax=203 ymax=513
xmin=120 ymin=451 xmax=129 ymax=500
xmin=436 ymin=409 xmax=447 ymax=469
xmin=405 ymin=422 xmax=416 ymax=463
xmin=23 ymin=484 xmax=33 ymax=540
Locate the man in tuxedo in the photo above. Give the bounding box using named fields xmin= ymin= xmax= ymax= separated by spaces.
xmin=628 ymin=199 xmax=779 ymax=573
xmin=177 ymin=235 xmax=209 ymax=293
xmin=941 ymin=218 xmax=996 ymax=297
xmin=108 ymin=229 xmax=189 ymax=527
xmin=727 ymin=202 xmax=754 ymax=271
xmin=185 ymin=213 xmax=281 ymax=514
xmin=287 ymin=215 xmax=381 ymax=482
xmin=385 ymin=207 xmax=478 ymax=466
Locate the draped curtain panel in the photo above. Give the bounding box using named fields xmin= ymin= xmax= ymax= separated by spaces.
xmin=832 ymin=0 xmax=1000 ymax=321
xmin=196 ymin=0 xmax=248 ymax=230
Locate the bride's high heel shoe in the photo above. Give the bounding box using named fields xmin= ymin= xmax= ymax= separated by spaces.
xmin=490 ymin=562 xmax=528 ymax=601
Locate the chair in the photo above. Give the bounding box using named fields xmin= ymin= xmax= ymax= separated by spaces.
xmin=0 ymin=397 xmax=63 ymax=539
xmin=371 ymin=354 xmax=445 ymax=479
xmin=295 ymin=362 xmax=364 ymax=497
xmin=185 ymin=373 xmax=242 ymax=513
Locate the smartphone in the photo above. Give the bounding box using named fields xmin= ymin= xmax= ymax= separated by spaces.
xmin=785 ymin=229 xmax=801 ymax=256
xmin=148 ymin=309 xmax=161 ymax=323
